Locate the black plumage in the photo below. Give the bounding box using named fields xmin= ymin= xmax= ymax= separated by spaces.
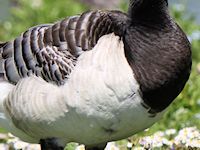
xmin=124 ymin=0 xmax=191 ymax=112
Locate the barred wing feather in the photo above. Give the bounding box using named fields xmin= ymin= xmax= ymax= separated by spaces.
xmin=0 ymin=10 xmax=127 ymax=85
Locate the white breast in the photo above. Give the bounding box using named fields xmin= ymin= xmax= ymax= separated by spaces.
xmin=0 ymin=33 xmax=164 ymax=146
xmin=60 ymin=33 xmax=164 ymax=145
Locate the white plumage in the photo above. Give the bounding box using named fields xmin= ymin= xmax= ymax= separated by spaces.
xmin=0 ymin=34 xmax=163 ymax=147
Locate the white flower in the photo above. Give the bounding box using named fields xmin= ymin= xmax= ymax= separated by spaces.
xmin=165 ymin=129 xmax=177 ymax=136
xmin=24 ymin=144 xmax=41 ymax=150
xmin=154 ymin=131 xmax=165 ymax=137
xmin=127 ymin=142 xmax=133 ymax=149
xmin=174 ymin=127 xmax=200 ymax=148
xmin=75 ymin=145 xmax=85 ymax=150
xmin=162 ymin=138 xmax=173 ymax=147
xmin=105 ymin=142 xmax=119 ymax=150
xmin=0 ymin=144 xmax=9 ymax=150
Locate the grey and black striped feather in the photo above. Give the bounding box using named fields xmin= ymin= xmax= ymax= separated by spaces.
xmin=0 ymin=10 xmax=127 ymax=85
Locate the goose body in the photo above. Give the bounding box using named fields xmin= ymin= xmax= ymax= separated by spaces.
xmin=0 ymin=0 xmax=191 ymax=149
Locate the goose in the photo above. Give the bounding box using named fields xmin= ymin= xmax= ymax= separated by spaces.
xmin=0 ymin=0 xmax=191 ymax=150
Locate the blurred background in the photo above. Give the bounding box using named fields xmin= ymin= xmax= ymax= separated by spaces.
xmin=0 ymin=0 xmax=199 ymax=149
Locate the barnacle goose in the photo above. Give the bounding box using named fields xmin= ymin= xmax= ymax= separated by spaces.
xmin=0 ymin=0 xmax=191 ymax=149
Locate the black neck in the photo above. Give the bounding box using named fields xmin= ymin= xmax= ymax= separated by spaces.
xmin=128 ymin=0 xmax=169 ymax=25
xmin=123 ymin=0 xmax=191 ymax=113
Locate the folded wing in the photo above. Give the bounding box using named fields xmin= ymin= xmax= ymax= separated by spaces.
xmin=0 ymin=10 xmax=127 ymax=85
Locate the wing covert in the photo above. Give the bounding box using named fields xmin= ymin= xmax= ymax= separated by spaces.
xmin=0 ymin=10 xmax=128 ymax=85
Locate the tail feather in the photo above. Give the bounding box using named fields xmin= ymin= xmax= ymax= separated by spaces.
xmin=0 ymin=82 xmax=35 ymax=143
xmin=0 ymin=42 xmax=13 ymax=131
xmin=0 ymin=42 xmax=9 ymax=111
xmin=0 ymin=42 xmax=7 ymax=79
xmin=0 ymin=42 xmax=7 ymax=48
xmin=0 ymin=82 xmax=14 ymax=111
xmin=0 ymin=81 xmax=14 ymax=129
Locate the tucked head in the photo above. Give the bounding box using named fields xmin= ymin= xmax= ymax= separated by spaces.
xmin=124 ymin=0 xmax=191 ymax=112
xmin=128 ymin=0 xmax=169 ymax=22
xmin=129 ymin=0 xmax=168 ymax=8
